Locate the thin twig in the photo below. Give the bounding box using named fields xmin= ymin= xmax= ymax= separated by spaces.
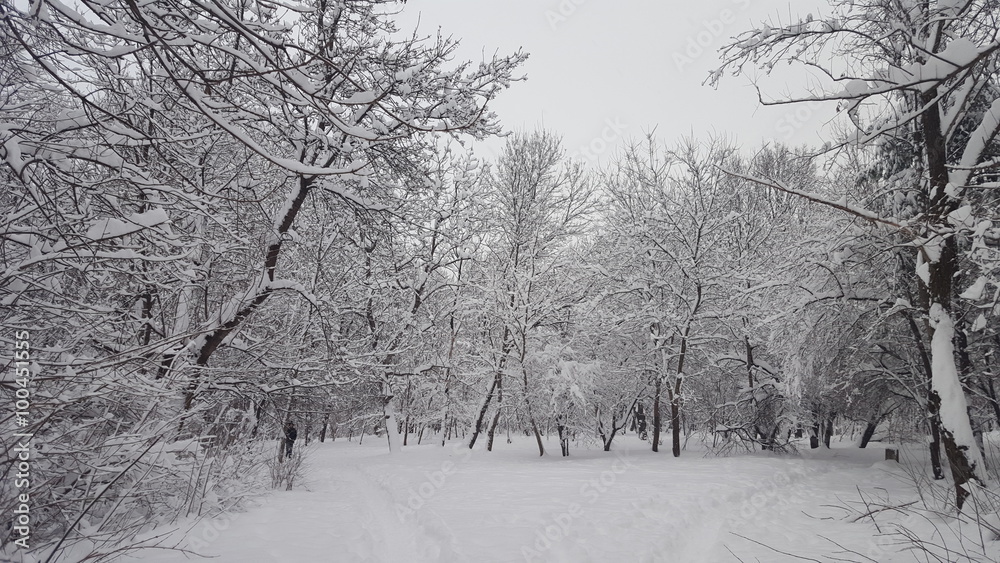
xmin=856 ymin=486 xmax=882 ymax=533
xmin=818 ymin=534 xmax=880 ymax=563
xmin=724 ymin=544 xmax=749 ymax=563
xmin=851 ymin=501 xmax=918 ymax=523
xmin=729 ymin=532 xmax=826 ymax=562
xmin=44 ymin=437 xmax=162 ymax=563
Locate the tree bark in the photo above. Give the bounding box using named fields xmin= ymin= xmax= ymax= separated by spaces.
xmin=521 ymin=365 xmax=545 ymax=456
xmin=984 ymin=375 xmax=1000 ymax=431
xmin=486 ymin=408 xmax=502 ymax=452
xmin=921 ymin=86 xmax=985 ymax=510
xmin=557 ymin=417 xmax=569 ymax=456
xmin=467 ymin=374 xmax=499 ymax=449
xmin=859 ymin=410 xmax=885 ymax=449
xmin=903 ymin=308 xmax=945 ymax=479
xmin=486 ymin=370 xmax=504 ymax=451
xmin=382 ymin=390 xmax=402 ymax=454
xmin=670 ymin=392 xmax=682 ymax=457
xmin=652 ymin=375 xmax=662 ymax=453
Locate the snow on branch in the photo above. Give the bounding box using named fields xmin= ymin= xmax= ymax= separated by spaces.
xmin=718 ymin=166 xmax=911 ymax=233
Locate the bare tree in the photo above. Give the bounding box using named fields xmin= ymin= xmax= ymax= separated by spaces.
xmin=465 ymin=130 xmax=594 ymax=455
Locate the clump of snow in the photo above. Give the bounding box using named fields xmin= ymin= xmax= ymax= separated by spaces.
xmin=84 ymin=208 xmax=170 ymax=241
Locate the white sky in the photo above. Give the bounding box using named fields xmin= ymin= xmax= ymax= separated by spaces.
xmin=393 ymin=0 xmax=838 ymax=164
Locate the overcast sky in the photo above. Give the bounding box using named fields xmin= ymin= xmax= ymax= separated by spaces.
xmin=393 ymin=0 xmax=837 ymax=164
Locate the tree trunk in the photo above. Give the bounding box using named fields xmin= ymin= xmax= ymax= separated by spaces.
xmin=921 ymin=86 xmax=985 ymax=510
xmin=467 ymin=374 xmax=499 ymax=449
xmin=601 ymin=407 xmax=629 ymax=451
xmin=602 ymin=424 xmax=616 ymax=451
xmin=669 ymin=288 xmax=698 ymax=458
xmin=521 ymin=366 xmax=545 ymax=456
xmin=985 ymin=376 xmax=1000 ymax=431
xmin=383 ymin=391 xmax=402 ymax=454
xmin=859 ymin=419 xmax=877 ymax=449
xmin=970 ymin=407 xmax=987 ymax=471
xmin=823 ymin=415 xmax=834 ymax=448
xmin=652 ymin=375 xmax=662 ymax=453
xmin=184 ymin=177 xmax=312 ymax=411
xmin=319 ymin=414 xmax=329 ymax=443
xmin=904 ymin=308 xmax=945 ymax=480
xmin=557 ymin=418 xmax=569 ymax=456
xmin=810 ymin=410 xmax=820 ymax=449
xmin=670 ymin=395 xmax=682 ymax=457
xmin=251 ymin=397 xmax=267 ymax=439
xmin=957 ymin=327 xmax=988 ymax=468
xmin=486 ymin=408 xmax=502 ymax=451
xmin=486 ymin=371 xmax=504 ymax=451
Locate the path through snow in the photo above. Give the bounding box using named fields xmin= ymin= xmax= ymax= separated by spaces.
xmin=123 ymin=437 xmax=918 ymax=562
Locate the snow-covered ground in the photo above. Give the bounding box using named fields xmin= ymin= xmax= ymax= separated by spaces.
xmin=115 ymin=435 xmax=995 ymax=563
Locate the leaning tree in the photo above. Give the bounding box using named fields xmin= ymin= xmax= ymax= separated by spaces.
xmin=1 ymin=0 xmax=523 ymax=557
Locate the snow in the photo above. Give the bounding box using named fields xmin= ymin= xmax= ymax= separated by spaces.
xmin=960 ymin=276 xmax=988 ymax=301
xmin=881 ymin=38 xmax=986 ymax=91
xmin=937 ymin=0 xmax=966 ymax=13
xmin=3 ymin=135 xmax=25 ymax=175
xmin=948 ymin=204 xmax=975 ymax=229
xmin=341 ymin=91 xmax=379 ymax=105
xmin=928 ymin=304 xmax=987 ymax=482
xmin=951 ymin=98 xmax=1000 ymax=188
xmin=110 ymin=437 xmax=967 ymax=563
xmin=84 ymin=208 xmax=170 ymax=241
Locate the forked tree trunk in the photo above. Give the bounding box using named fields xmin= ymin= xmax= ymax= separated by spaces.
xmin=486 ymin=408 xmax=502 ymax=451
xmin=382 ymin=391 xmax=403 ymax=454
xmin=557 ymin=416 xmax=569 ymax=456
xmin=467 ymin=374 xmax=499 ymax=449
xmin=521 ymin=366 xmax=544 ymax=456
xmin=486 ymin=372 xmax=504 ymax=451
